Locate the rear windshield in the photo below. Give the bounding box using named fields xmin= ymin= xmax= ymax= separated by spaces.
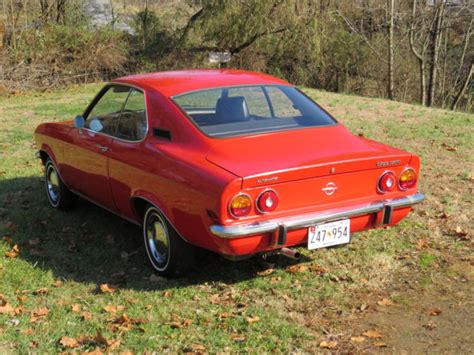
xmin=172 ymin=85 xmax=336 ymax=138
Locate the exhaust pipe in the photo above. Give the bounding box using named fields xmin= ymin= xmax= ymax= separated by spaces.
xmin=279 ymin=247 xmax=301 ymax=260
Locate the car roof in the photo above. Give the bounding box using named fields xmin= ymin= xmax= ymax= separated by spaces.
xmin=113 ymin=69 xmax=290 ymax=97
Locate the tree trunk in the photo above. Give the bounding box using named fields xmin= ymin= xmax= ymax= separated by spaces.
xmin=451 ymin=64 xmax=473 ymax=111
xmin=387 ymin=0 xmax=395 ymax=100
xmin=409 ymin=0 xmax=427 ymax=106
xmin=427 ymin=2 xmax=446 ymax=107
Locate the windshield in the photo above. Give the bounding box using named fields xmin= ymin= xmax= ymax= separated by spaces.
xmin=172 ymin=85 xmax=336 ymax=138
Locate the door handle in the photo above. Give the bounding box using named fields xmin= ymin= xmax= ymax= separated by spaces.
xmin=96 ymin=144 xmax=109 ymax=152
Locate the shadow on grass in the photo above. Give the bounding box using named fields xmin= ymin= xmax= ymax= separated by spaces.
xmin=1 ymin=176 xmax=309 ymax=291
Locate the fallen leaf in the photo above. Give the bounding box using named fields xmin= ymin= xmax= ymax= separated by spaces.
xmin=454 ymin=226 xmax=469 ymax=240
xmin=33 ymin=287 xmax=48 ymax=295
xmin=2 ymin=236 xmax=14 ymax=246
xmin=20 ymin=328 xmax=33 ymax=335
xmin=377 ymin=298 xmax=394 ymax=306
xmin=319 ymin=340 xmax=338 ymax=349
xmin=81 ymin=311 xmax=93 ymax=321
xmin=373 ymin=342 xmax=387 ymax=347
xmin=245 ymin=315 xmax=260 ymax=324
xmin=71 ymin=304 xmax=81 ymax=313
xmin=286 ymin=264 xmax=308 ymax=273
xmin=350 ymin=336 xmax=365 ymax=343
xmin=5 ymin=244 xmax=20 ymax=258
xmin=309 ymin=264 xmax=329 ymax=275
xmin=59 ymin=336 xmax=79 ymax=348
xmin=52 ymin=280 xmax=63 ymax=288
xmin=99 ymin=284 xmax=117 ymax=294
xmin=441 ymin=143 xmax=457 ymax=152
xmin=0 ymin=302 xmax=14 ymax=315
xmin=423 ymin=321 xmax=437 ymax=330
xmin=426 ymin=307 xmax=442 ymax=316
xmin=103 ymin=305 xmax=125 ymax=313
xmin=362 ymin=330 xmax=383 ymax=339
xmin=219 ymin=312 xmax=231 ymax=319
xmin=162 ymin=291 xmax=172 ymax=297
xmin=257 ymin=268 xmax=275 ymax=276
xmin=230 ymin=333 xmax=246 ymax=342
xmin=30 ymin=307 xmax=49 ymax=322
xmin=16 ymin=295 xmax=27 ymax=306
xmin=416 ymin=239 xmax=429 ymax=250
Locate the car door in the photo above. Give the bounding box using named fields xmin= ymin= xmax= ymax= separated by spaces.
xmin=107 ymin=88 xmax=149 ymax=218
xmin=64 ymin=85 xmax=130 ymax=210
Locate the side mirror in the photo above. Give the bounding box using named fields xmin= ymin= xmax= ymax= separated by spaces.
xmin=74 ymin=115 xmax=85 ymax=130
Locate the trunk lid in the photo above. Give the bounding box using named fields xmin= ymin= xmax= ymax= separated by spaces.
xmin=206 ymin=125 xmax=412 ymax=188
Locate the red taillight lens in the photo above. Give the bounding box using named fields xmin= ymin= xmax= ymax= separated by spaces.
xmin=257 ymin=190 xmax=279 ymax=213
xmin=229 ymin=194 xmax=252 ymax=218
xmin=399 ymin=168 xmax=417 ymax=190
xmin=378 ymin=171 xmax=397 ymax=193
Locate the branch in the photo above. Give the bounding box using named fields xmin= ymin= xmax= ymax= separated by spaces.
xmin=334 ymin=9 xmax=386 ymax=63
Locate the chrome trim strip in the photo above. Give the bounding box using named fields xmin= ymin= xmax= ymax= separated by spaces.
xmin=210 ymin=193 xmax=425 ymax=239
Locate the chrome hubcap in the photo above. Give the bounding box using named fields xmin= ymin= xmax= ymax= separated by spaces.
xmin=46 ymin=165 xmax=60 ymax=203
xmin=146 ymin=212 xmax=169 ymax=266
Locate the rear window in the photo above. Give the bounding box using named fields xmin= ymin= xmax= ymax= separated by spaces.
xmin=172 ymin=85 xmax=336 ymax=138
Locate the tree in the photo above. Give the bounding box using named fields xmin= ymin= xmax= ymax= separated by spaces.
xmin=427 ymin=0 xmax=446 ymax=107
xmin=387 ymin=0 xmax=394 ymax=100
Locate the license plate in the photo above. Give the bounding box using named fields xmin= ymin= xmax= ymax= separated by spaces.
xmin=307 ymin=219 xmax=350 ymax=250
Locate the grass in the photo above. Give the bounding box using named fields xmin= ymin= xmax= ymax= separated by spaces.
xmin=0 ymin=84 xmax=473 ymax=352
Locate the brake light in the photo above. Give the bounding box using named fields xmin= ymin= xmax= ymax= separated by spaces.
xmin=257 ymin=190 xmax=279 ymax=213
xmin=378 ymin=171 xmax=397 ymax=193
xmin=229 ymin=194 xmax=252 ymax=218
xmin=399 ymin=168 xmax=417 ymax=190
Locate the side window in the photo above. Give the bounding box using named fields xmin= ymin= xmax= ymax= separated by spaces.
xmin=116 ymin=89 xmax=147 ymax=141
xmin=86 ymin=86 xmax=129 ymax=135
xmin=265 ymin=86 xmax=302 ymax=118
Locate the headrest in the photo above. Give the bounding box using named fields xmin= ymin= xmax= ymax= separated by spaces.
xmin=215 ymin=96 xmax=249 ymax=122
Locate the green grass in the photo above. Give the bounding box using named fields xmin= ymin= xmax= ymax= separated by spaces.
xmin=0 ymin=84 xmax=473 ymax=352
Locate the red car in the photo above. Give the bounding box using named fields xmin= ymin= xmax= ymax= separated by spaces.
xmin=35 ymin=70 xmax=424 ymax=276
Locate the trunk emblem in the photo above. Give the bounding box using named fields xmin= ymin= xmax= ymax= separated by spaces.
xmin=322 ymin=182 xmax=338 ymax=196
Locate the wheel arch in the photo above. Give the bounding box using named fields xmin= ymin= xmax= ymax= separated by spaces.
xmin=130 ymin=193 xmax=189 ymax=243
xmin=38 ymin=144 xmax=57 ymax=166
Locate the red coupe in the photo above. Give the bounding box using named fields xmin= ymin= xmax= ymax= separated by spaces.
xmin=34 ymin=70 xmax=424 ymax=276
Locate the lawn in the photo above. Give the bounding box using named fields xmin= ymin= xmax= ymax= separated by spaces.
xmin=0 ymin=84 xmax=473 ymax=353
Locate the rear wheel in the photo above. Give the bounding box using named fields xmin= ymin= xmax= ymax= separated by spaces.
xmin=44 ymin=159 xmax=75 ymax=210
xmin=143 ymin=205 xmax=195 ymax=277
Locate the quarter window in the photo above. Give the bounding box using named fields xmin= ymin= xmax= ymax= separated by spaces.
xmin=116 ymin=89 xmax=147 ymax=141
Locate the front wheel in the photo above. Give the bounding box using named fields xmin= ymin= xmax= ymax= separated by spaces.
xmin=143 ymin=205 xmax=195 ymax=277
xmin=44 ymin=159 xmax=76 ymax=210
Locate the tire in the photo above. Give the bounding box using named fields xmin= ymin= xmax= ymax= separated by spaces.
xmin=143 ymin=205 xmax=195 ymax=277
xmin=44 ymin=159 xmax=76 ymax=210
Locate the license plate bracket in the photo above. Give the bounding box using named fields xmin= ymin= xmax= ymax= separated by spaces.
xmin=307 ymin=219 xmax=351 ymax=250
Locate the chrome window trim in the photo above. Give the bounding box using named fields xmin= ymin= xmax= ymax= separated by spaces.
xmin=80 ymin=83 xmax=150 ymax=144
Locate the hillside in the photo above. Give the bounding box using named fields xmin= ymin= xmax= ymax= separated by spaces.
xmin=0 ymin=85 xmax=472 ymax=352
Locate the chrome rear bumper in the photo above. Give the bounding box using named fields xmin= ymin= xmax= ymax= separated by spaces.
xmin=210 ymin=193 xmax=425 ymax=239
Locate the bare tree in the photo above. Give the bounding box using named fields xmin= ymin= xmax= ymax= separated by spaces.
xmin=452 ymin=63 xmax=473 ymax=111
xmin=387 ymin=0 xmax=394 ymax=100
xmin=427 ymin=1 xmax=446 ymax=107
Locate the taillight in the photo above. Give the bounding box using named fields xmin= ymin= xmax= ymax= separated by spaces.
xmin=229 ymin=194 xmax=252 ymax=218
xmin=378 ymin=171 xmax=397 ymax=193
xmin=399 ymin=168 xmax=417 ymax=190
xmin=256 ymin=190 xmax=279 ymax=213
